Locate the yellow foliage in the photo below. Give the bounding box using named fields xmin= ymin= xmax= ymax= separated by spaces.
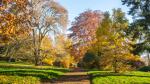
xmin=41 ymin=36 xmax=52 ymax=50
xmin=42 ymin=58 xmax=55 ymax=66
xmin=61 ymin=55 xmax=74 ymax=68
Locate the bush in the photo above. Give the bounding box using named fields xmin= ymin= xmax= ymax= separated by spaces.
xmin=126 ymin=55 xmax=145 ymax=69
xmin=139 ymin=66 xmax=150 ymax=72
xmin=61 ymin=55 xmax=74 ymax=68
xmin=81 ymin=51 xmax=100 ymax=69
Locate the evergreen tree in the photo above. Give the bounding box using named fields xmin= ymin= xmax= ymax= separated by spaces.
xmin=122 ymin=0 xmax=150 ymax=65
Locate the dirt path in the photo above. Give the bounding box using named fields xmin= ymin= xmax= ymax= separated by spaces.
xmin=42 ymin=69 xmax=91 ymax=84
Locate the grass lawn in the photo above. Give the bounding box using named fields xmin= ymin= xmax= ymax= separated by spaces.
xmin=89 ymin=71 xmax=150 ymax=84
xmin=0 ymin=61 xmax=69 ymax=84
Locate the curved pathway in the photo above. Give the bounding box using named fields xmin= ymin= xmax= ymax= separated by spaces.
xmin=42 ymin=69 xmax=91 ymax=84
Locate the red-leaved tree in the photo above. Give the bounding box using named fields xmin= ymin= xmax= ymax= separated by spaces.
xmin=69 ymin=10 xmax=103 ymax=62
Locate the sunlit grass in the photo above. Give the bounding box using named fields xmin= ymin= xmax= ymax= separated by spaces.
xmin=89 ymin=71 xmax=150 ymax=84
xmin=0 ymin=75 xmax=40 ymax=84
xmin=0 ymin=62 xmax=69 ymax=84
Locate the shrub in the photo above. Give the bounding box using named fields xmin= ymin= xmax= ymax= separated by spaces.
xmin=81 ymin=51 xmax=100 ymax=69
xmin=139 ymin=66 xmax=150 ymax=72
xmin=42 ymin=57 xmax=55 ymax=66
xmin=61 ymin=55 xmax=74 ymax=68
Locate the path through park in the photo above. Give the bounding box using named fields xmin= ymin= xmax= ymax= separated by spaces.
xmin=42 ymin=69 xmax=91 ymax=84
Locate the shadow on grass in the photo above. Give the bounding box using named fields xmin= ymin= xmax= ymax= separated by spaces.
xmin=0 ymin=64 xmax=70 ymax=72
xmin=0 ymin=62 xmax=75 ymax=83
xmin=0 ymin=69 xmax=61 ymax=79
xmin=0 ymin=64 xmax=70 ymax=83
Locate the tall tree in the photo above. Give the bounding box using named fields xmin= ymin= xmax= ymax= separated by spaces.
xmin=122 ymin=0 xmax=150 ymax=65
xmin=0 ymin=0 xmax=31 ymax=61
xmin=27 ymin=0 xmax=68 ymax=65
xmin=0 ymin=0 xmax=68 ymax=65
xmin=69 ymin=10 xmax=103 ymax=62
xmin=95 ymin=9 xmax=139 ymax=72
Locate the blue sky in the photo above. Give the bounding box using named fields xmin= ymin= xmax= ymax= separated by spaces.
xmin=56 ymin=0 xmax=132 ymax=27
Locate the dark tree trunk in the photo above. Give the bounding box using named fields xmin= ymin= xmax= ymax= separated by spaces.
xmin=147 ymin=53 xmax=150 ymax=66
xmin=34 ymin=49 xmax=40 ymax=66
xmin=8 ymin=56 xmax=12 ymax=62
xmin=113 ymin=56 xmax=118 ymax=73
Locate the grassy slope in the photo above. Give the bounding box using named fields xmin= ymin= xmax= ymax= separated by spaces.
xmin=89 ymin=71 xmax=150 ymax=84
xmin=0 ymin=62 xmax=69 ymax=84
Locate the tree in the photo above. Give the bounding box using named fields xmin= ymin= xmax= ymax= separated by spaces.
xmin=69 ymin=10 xmax=103 ymax=62
xmin=26 ymin=0 xmax=68 ymax=65
xmin=94 ymin=9 xmax=140 ymax=72
xmin=41 ymin=36 xmax=55 ymax=66
xmin=55 ymin=34 xmax=74 ymax=68
xmin=92 ymin=12 xmax=112 ymax=70
xmin=9 ymin=36 xmax=34 ymax=62
xmin=0 ymin=0 xmax=31 ymax=62
xmin=122 ymin=0 xmax=150 ymax=65
xmin=0 ymin=0 xmax=68 ymax=65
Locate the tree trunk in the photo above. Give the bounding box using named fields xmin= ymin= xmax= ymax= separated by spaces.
xmin=147 ymin=53 xmax=150 ymax=66
xmin=37 ymin=29 xmax=42 ymax=65
xmin=8 ymin=48 xmax=17 ymax=62
xmin=113 ymin=56 xmax=118 ymax=73
xmin=6 ymin=45 xmax=14 ymax=62
xmin=34 ymin=49 xmax=40 ymax=66
xmin=33 ymin=29 xmax=40 ymax=66
xmin=33 ymin=29 xmax=43 ymax=66
xmin=8 ymin=56 xmax=12 ymax=62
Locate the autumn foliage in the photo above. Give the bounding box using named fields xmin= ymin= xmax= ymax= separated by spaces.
xmin=69 ymin=10 xmax=103 ymax=62
xmin=0 ymin=0 xmax=144 ymax=71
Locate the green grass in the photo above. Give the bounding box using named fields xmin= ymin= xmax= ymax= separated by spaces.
xmin=0 ymin=62 xmax=69 ymax=84
xmin=89 ymin=71 xmax=150 ymax=84
xmin=0 ymin=75 xmax=40 ymax=84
